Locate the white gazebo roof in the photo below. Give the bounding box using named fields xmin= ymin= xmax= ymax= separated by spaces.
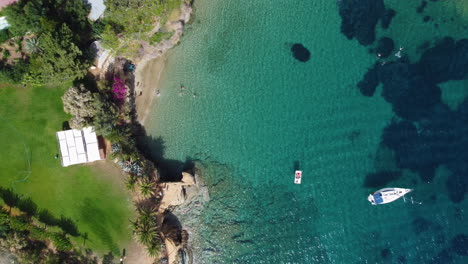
xmin=86 ymin=0 xmax=106 ymax=21
xmin=56 ymin=127 xmax=102 ymax=167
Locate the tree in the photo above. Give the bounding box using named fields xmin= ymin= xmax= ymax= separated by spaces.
xmin=31 ymin=24 xmax=88 ymax=84
xmin=62 ymin=84 xmax=98 ymax=129
xmin=25 ymin=37 xmax=40 ymax=54
xmin=4 ymin=0 xmax=91 ymax=40
xmin=125 ymin=176 xmax=137 ymax=192
xmin=92 ymin=93 xmax=119 ymax=136
xmin=138 ymin=179 xmax=154 ymax=198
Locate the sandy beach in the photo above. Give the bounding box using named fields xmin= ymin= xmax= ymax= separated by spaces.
xmin=135 ymin=55 xmax=168 ymax=125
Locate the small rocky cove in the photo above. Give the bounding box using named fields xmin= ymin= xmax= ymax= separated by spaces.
xmin=158 ymin=170 xmax=210 ymax=264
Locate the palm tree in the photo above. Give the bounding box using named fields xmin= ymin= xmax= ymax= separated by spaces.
xmin=125 ymin=176 xmax=137 ymax=192
xmin=146 ymin=243 xmax=161 ymax=257
xmin=137 ymin=206 xmax=156 ymax=225
xmin=25 ymin=37 xmax=40 ymax=54
xmin=137 ymin=224 xmax=157 ymax=245
xmin=138 ymin=179 xmax=154 ymax=197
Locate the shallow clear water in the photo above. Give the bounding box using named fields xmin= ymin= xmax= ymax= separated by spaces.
xmin=145 ymin=0 xmax=468 ymax=263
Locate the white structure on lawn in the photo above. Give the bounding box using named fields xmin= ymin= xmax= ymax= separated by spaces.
xmin=56 ymin=127 xmax=102 ymax=167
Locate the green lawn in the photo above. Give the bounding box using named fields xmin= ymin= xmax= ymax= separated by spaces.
xmin=0 ymin=84 xmax=134 ymax=255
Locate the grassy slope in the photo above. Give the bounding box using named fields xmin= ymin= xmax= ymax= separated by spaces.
xmin=0 ymin=84 xmax=133 ymax=255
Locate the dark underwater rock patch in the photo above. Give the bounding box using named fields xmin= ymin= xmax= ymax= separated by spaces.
xmin=337 ymin=0 xmax=389 ymax=46
xmin=380 ymin=248 xmax=391 ymax=259
xmin=451 ymin=234 xmax=468 ymax=256
xmin=381 ymin=9 xmax=396 ymax=29
xmin=417 ymin=1 xmax=428 ymax=13
xmin=291 ymin=43 xmax=310 ymax=62
xmin=357 ymin=63 xmax=379 ymax=96
xmin=412 ymin=217 xmax=432 ymax=234
xmin=376 ymin=37 xmax=394 ymax=58
xmin=379 ymin=61 xmax=441 ymax=121
xmin=431 ymin=249 xmax=453 ymax=264
xmin=423 ymin=16 xmax=431 ymax=22
xmin=417 ymin=37 xmax=468 ymax=84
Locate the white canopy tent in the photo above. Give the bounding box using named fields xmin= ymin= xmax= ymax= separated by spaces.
xmin=56 ymin=127 xmax=102 ymax=167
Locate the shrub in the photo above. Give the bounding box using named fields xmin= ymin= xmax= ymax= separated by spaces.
xmin=8 ymin=217 xmax=30 ymax=231
xmin=112 ymin=75 xmax=127 ymax=100
xmin=50 ymin=232 xmax=73 ymax=251
xmin=149 ymin=31 xmax=173 ymax=45
xmin=2 ymin=49 xmax=10 ymax=59
xmin=29 ymin=226 xmax=48 ymax=240
xmin=0 ymin=29 xmax=11 ymax=44
xmin=62 ymin=84 xmax=98 ymax=129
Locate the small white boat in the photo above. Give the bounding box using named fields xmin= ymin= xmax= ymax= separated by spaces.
xmin=294 ymin=170 xmax=302 ymax=184
xmin=368 ymin=188 xmax=412 ymax=205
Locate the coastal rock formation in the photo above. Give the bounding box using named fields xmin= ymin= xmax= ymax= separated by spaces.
xmin=132 ymin=2 xmax=193 ymax=95
xmin=290 ymin=43 xmax=310 ymax=62
xmin=159 ymin=171 xmax=209 ymax=264
xmin=159 ymin=172 xmax=198 ymax=210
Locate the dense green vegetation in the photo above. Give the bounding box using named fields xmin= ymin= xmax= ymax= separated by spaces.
xmin=0 ymin=85 xmax=133 ymax=255
xmin=0 ymin=208 xmax=98 ymax=263
xmin=0 ymin=0 xmax=188 ymax=260
xmin=1 ymin=0 xmax=93 ymax=85
xmin=63 ymin=74 xmax=162 ymax=256
xmin=100 ymin=0 xmax=183 ymax=55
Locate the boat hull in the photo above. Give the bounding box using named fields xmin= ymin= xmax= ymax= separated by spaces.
xmin=368 ymin=188 xmax=412 ymax=205
xmin=294 ymin=170 xmax=302 ymax=184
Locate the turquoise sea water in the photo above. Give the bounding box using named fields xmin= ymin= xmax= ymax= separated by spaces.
xmin=145 ymin=0 xmax=468 ymax=263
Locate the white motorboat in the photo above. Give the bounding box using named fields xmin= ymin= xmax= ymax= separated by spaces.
xmin=368 ymin=188 xmax=412 ymax=205
xmin=294 ymin=170 xmax=302 ymax=184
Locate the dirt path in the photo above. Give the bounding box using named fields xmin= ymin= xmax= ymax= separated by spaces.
xmin=135 ymin=55 xmax=168 ymax=125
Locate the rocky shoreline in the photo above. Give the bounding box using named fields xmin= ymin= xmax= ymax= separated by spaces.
xmin=128 ymin=2 xmax=211 ymax=264
xmin=159 ymin=170 xmax=210 ymax=264
xmin=92 ymin=2 xmax=204 ymax=263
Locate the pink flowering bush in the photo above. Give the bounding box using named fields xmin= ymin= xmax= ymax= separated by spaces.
xmin=112 ymin=76 xmax=127 ymax=100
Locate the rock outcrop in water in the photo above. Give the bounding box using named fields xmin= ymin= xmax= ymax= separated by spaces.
xmin=159 ymin=171 xmax=209 ymax=264
xmin=337 ymin=0 xmax=394 ymax=46
xmin=291 ymin=43 xmax=311 ymax=62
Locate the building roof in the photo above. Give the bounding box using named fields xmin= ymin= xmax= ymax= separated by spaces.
xmin=0 ymin=16 xmax=10 ymax=30
xmin=86 ymin=0 xmax=106 ymax=21
xmin=56 ymin=127 xmax=102 ymax=167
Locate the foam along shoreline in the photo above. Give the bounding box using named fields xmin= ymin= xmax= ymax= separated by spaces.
xmin=134 ymin=55 xmax=167 ymax=125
